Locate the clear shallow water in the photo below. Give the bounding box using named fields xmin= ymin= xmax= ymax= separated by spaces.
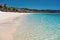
xmin=14 ymin=14 xmax=60 ymax=40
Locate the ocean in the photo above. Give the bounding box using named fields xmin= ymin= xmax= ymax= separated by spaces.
xmin=14 ymin=13 xmax=60 ymax=40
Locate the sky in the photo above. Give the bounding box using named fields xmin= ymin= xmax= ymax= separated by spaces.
xmin=0 ymin=0 xmax=60 ymax=10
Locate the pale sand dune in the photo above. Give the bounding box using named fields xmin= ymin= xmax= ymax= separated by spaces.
xmin=0 ymin=12 xmax=30 ymax=40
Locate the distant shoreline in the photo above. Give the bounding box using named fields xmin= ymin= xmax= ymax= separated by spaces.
xmin=0 ymin=4 xmax=60 ymax=13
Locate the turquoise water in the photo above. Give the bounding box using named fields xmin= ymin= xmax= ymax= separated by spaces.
xmin=15 ymin=14 xmax=60 ymax=40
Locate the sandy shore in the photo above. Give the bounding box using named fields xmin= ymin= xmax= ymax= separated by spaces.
xmin=0 ymin=12 xmax=30 ymax=40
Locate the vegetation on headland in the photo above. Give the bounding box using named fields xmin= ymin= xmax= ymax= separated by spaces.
xmin=0 ymin=4 xmax=60 ymax=13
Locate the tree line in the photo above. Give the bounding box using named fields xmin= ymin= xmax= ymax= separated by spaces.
xmin=0 ymin=4 xmax=60 ymax=13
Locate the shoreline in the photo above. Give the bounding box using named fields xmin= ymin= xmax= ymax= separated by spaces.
xmin=0 ymin=12 xmax=29 ymax=40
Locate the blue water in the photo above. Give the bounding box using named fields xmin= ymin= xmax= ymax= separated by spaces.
xmin=15 ymin=13 xmax=60 ymax=40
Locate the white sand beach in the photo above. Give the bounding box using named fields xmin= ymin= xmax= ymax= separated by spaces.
xmin=0 ymin=11 xmax=30 ymax=40
xmin=0 ymin=12 xmax=60 ymax=40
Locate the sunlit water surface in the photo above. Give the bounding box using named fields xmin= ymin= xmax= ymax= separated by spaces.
xmin=14 ymin=13 xmax=60 ymax=40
